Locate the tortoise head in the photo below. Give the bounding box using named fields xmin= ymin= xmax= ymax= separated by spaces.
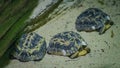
xmin=99 ymin=20 xmax=114 ymax=34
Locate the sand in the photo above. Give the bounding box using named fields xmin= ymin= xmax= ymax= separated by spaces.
xmin=4 ymin=0 xmax=120 ymax=68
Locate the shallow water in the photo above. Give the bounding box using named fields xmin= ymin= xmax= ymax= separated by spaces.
xmin=3 ymin=0 xmax=120 ymax=68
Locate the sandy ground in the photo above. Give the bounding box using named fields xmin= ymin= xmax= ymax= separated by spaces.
xmin=4 ymin=0 xmax=120 ymax=68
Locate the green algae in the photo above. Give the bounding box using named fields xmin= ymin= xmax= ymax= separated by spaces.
xmin=0 ymin=0 xmax=38 ymax=57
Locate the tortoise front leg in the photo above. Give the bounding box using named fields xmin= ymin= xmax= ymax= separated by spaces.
xmin=78 ymin=47 xmax=90 ymax=56
xmin=69 ymin=47 xmax=90 ymax=59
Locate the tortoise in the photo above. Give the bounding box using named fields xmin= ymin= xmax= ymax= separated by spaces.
xmin=10 ymin=32 xmax=46 ymax=62
xmin=47 ymin=31 xmax=90 ymax=59
xmin=75 ymin=8 xmax=113 ymax=35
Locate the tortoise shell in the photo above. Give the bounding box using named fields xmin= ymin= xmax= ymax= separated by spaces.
xmin=47 ymin=31 xmax=89 ymax=58
xmin=10 ymin=32 xmax=46 ymax=62
xmin=75 ymin=8 xmax=113 ymax=34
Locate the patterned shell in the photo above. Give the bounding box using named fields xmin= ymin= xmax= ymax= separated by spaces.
xmin=47 ymin=31 xmax=87 ymax=56
xmin=75 ymin=8 xmax=112 ymax=33
xmin=10 ymin=32 xmax=46 ymax=62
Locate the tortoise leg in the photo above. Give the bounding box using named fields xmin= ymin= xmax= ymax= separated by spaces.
xmin=105 ymin=24 xmax=111 ymax=30
xmin=78 ymin=47 xmax=90 ymax=56
xmin=69 ymin=51 xmax=79 ymax=59
xmin=99 ymin=20 xmax=113 ymax=34
xmin=99 ymin=24 xmax=111 ymax=34
xmin=69 ymin=47 xmax=90 ymax=59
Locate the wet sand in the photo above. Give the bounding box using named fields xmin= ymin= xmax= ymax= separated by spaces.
xmin=5 ymin=0 xmax=120 ymax=68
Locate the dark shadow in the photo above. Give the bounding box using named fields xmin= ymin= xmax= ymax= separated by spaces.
xmin=0 ymin=48 xmax=11 ymax=68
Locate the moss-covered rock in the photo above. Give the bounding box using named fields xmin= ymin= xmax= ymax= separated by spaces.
xmin=0 ymin=0 xmax=39 ymax=57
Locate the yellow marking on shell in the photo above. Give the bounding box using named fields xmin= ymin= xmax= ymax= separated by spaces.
xmin=17 ymin=51 xmax=24 ymax=57
xmin=64 ymin=41 xmax=70 ymax=46
xmin=21 ymin=33 xmax=33 ymax=50
xmin=16 ymin=33 xmax=45 ymax=55
xmin=16 ymin=44 xmax=22 ymax=51
xmin=14 ymin=35 xmax=30 ymax=56
xmin=19 ymin=33 xmax=33 ymax=50
xmin=69 ymin=51 xmax=79 ymax=59
xmin=28 ymin=38 xmax=45 ymax=54
xmin=69 ymin=41 xmax=82 ymax=59
xmin=74 ymin=41 xmax=80 ymax=49
xmin=53 ymin=38 xmax=70 ymax=46
xmin=68 ymin=39 xmax=80 ymax=59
